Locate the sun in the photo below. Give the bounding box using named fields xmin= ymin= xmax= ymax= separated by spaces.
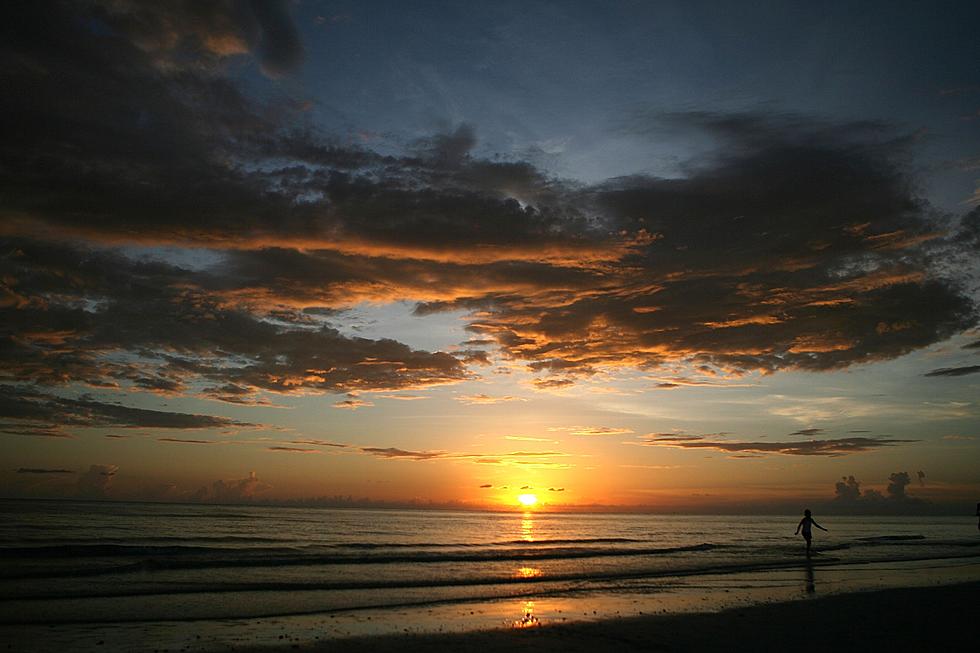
xmin=517 ymin=493 xmax=538 ymax=507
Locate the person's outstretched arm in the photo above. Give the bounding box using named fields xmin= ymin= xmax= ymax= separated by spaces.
xmin=813 ymin=520 xmax=827 ymax=531
xmin=795 ymin=518 xmax=804 ymax=534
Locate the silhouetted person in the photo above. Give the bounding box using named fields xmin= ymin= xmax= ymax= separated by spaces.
xmin=795 ymin=508 xmax=827 ymax=557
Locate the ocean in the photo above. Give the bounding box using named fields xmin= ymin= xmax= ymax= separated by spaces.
xmin=1 ymin=499 xmax=978 ymax=650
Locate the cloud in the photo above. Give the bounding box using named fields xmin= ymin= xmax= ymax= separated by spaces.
xmin=192 ymin=471 xmax=268 ymax=502
xmin=288 ymin=439 xmax=347 ymax=448
xmin=0 ymin=423 xmax=73 ymax=438
xmin=505 ymin=435 xmax=557 ymax=442
xmin=887 ymin=471 xmax=912 ymax=500
xmin=87 ymin=0 xmax=304 ymax=77
xmin=333 ymin=399 xmax=374 ymax=410
xmin=640 ymin=433 xmax=916 ymax=456
xmin=833 ymin=471 xmax=925 ymax=508
xmin=16 ymin=468 xmax=74 ymax=474
xmin=834 ymin=475 xmax=862 ymax=501
xmin=268 ymin=446 xmax=320 ymax=454
xmin=479 ymin=484 xmax=492 ymax=488
xmin=76 ymin=464 xmax=118 ymax=498
xmin=359 ymin=447 xmax=446 ymax=461
xmin=455 ymin=394 xmax=526 ymax=405
xmin=924 ymin=365 xmax=980 ymax=377
xmin=550 ymin=426 xmax=634 ymax=436
xmin=0 ymin=386 xmax=253 ymax=434
xmin=157 ymin=437 xmax=215 ymax=444
xmin=917 ymin=470 xmax=926 ymax=486
xmin=532 ymin=378 xmax=577 ymax=390
xmin=0 ymin=0 xmax=976 ymax=416
xmin=649 ymin=376 xmax=754 ymax=389
xmin=789 ymin=428 xmax=824 ymax=436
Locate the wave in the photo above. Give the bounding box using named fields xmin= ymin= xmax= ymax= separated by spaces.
xmin=0 ymin=543 xmax=720 ymax=579
xmin=0 ymin=537 xmax=653 ymax=559
xmin=8 ymin=553 xmax=980 ymax=607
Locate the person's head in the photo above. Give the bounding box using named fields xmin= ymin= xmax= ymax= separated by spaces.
xmin=804 ymin=509 xmax=812 ymax=517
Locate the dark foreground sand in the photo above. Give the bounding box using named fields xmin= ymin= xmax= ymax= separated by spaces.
xmin=245 ymin=581 xmax=976 ymax=653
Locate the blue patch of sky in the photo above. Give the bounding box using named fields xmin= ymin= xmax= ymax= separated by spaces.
xmin=285 ymin=0 xmax=978 ymax=208
xmin=333 ymin=301 xmax=472 ymax=353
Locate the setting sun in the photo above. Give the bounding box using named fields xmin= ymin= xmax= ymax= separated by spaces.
xmin=517 ymin=494 xmax=538 ymax=507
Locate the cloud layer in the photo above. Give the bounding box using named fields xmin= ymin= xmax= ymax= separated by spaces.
xmin=1 ymin=1 xmax=977 ymax=440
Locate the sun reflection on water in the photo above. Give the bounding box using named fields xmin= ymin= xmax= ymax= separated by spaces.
xmin=513 ymin=600 xmax=540 ymax=628
xmin=520 ymin=511 xmax=534 ymax=542
xmin=515 ymin=566 xmax=542 ymax=579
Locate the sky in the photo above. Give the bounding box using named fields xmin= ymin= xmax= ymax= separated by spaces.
xmin=1 ymin=0 xmax=979 ymax=513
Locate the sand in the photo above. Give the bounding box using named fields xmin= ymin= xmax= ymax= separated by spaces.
xmin=243 ymin=581 xmax=977 ymax=652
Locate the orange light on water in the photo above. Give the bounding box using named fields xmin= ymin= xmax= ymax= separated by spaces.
xmin=515 ymin=566 xmax=542 ymax=579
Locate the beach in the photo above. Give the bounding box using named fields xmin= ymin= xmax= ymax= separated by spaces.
xmin=273 ymin=581 xmax=977 ymax=653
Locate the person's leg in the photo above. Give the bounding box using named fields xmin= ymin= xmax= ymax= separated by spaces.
xmin=804 ymin=535 xmax=811 ymax=557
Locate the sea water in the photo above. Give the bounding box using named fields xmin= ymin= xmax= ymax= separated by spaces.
xmin=0 ymin=499 xmax=978 ymax=648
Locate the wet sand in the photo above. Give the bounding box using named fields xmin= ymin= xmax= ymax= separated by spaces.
xmin=245 ymin=581 xmax=976 ymax=652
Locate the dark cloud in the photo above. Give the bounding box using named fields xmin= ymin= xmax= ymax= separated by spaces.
xmin=455 ymin=394 xmax=525 ymax=405
xmin=0 ymin=0 xmax=975 ymax=417
xmin=834 ymin=475 xmax=862 ymax=501
xmin=789 ymin=428 xmax=824 ymax=436
xmin=268 ymin=446 xmax=320 ymax=454
xmin=0 ymin=422 xmax=73 ymax=438
xmin=246 ymin=0 xmax=305 ymax=76
xmin=479 ymin=483 xmax=492 ymax=488
xmin=16 ymin=468 xmax=74 ymax=474
xmin=641 ymin=433 xmax=916 ymax=456
xmin=192 ymin=471 xmax=267 ymax=502
xmin=833 ymin=471 xmax=925 ymax=510
xmin=0 ymin=386 xmax=252 ymax=432
xmin=917 ymin=470 xmax=926 ymax=486
xmin=84 ymin=1 xmax=304 ymax=77
xmin=0 ymin=242 xmax=469 ymax=400
xmin=887 ymin=471 xmax=912 ymax=500
xmin=157 ymin=438 xmax=215 ymax=444
xmin=457 ymin=115 xmax=976 ymax=379
xmin=76 ymin=464 xmax=117 ymax=499
xmin=924 ymin=365 xmax=980 ymax=377
xmin=288 ymin=439 xmax=347 ymax=448
xmin=359 ymin=447 xmax=445 ymax=461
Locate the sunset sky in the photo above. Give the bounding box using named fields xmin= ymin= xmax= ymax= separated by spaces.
xmin=2 ymin=1 xmax=979 ymax=512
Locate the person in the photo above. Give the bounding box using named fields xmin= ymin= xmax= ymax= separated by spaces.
xmin=795 ymin=508 xmax=827 ymax=557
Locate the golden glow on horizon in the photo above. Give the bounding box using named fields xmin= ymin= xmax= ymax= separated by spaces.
xmin=517 ymin=493 xmax=538 ymax=507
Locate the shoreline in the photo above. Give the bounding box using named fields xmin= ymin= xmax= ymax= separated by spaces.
xmin=243 ymin=580 xmax=978 ymax=652
xmin=2 ymin=556 xmax=977 ymax=652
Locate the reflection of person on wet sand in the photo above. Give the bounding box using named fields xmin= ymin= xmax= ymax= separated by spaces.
xmin=804 ymin=559 xmax=815 ymax=594
xmin=795 ymin=509 xmax=827 ymax=557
